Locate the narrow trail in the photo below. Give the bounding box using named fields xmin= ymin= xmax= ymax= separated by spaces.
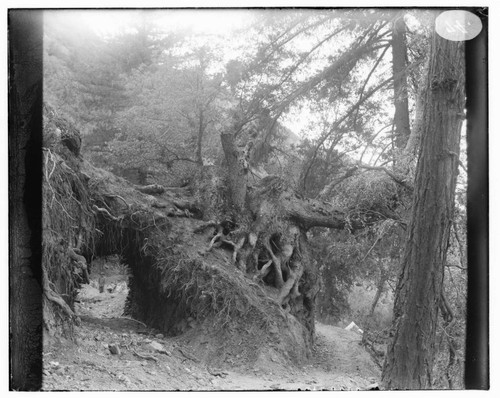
xmin=42 ymin=270 xmax=380 ymax=391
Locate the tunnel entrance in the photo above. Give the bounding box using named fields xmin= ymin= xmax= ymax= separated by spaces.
xmin=75 ymin=255 xmax=130 ymax=320
xmin=80 ymin=223 xmax=198 ymax=338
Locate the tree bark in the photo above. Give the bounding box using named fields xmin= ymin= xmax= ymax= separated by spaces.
xmin=369 ymin=265 xmax=388 ymax=317
xmin=9 ymin=10 xmax=44 ymax=390
xmin=220 ymin=131 xmax=248 ymax=214
xmin=196 ymin=109 xmax=204 ymax=166
xmin=391 ymin=15 xmax=411 ymax=150
xmin=381 ymin=30 xmax=465 ymax=390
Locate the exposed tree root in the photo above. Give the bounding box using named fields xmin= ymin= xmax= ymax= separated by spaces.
xmin=103 ymin=193 xmax=130 ymax=210
xmin=278 ymin=260 xmax=304 ymax=305
xmin=68 ymin=247 xmax=90 ymax=284
xmin=207 ymin=226 xmax=224 ymax=251
xmin=263 ymin=238 xmax=284 ymax=289
xmin=43 ymin=269 xmax=80 ymax=325
xmin=256 ymin=260 xmax=273 ymax=280
xmin=92 ymin=204 xmax=120 ymax=221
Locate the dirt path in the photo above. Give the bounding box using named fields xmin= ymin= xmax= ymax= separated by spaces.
xmin=42 ymin=279 xmax=380 ymax=391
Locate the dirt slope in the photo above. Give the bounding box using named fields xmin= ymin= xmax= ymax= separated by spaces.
xmin=42 ymin=270 xmax=380 ymax=391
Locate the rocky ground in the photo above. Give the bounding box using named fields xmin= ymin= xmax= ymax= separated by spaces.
xmin=42 ymin=265 xmax=381 ymax=391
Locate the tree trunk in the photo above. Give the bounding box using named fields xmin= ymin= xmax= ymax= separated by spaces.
xmin=9 ymin=10 xmax=44 ymax=390
xmin=381 ymin=30 xmax=465 ymax=390
xmin=220 ymin=132 xmax=248 ymax=214
xmin=391 ymin=15 xmax=411 ymax=150
xmin=369 ymin=265 xmax=388 ymax=317
xmin=196 ymin=109 xmax=204 ymax=166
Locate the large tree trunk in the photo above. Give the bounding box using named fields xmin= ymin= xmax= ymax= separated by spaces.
xmin=381 ymin=30 xmax=465 ymax=389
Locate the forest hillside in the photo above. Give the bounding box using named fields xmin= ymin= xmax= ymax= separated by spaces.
xmin=12 ymin=8 xmax=474 ymax=391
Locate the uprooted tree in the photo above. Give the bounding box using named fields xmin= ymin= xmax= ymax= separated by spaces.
xmin=40 ymin=10 xmax=413 ymax=358
xmin=42 ymin=100 xmax=394 ymax=359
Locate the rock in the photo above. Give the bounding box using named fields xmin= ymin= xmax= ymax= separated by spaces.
xmin=108 ymin=344 xmax=121 ymax=355
xmin=118 ymin=374 xmax=132 ymax=385
xmin=148 ymin=341 xmax=170 ymax=355
xmin=155 ymin=333 xmax=164 ymax=339
xmin=366 ymin=383 xmax=379 ymax=390
xmin=54 ymin=367 xmax=65 ymax=376
xmin=345 ymin=321 xmax=364 ymax=335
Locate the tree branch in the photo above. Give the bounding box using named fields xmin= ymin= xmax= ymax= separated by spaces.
xmin=358 ymin=163 xmax=414 ymax=191
xmin=317 ymin=166 xmax=359 ymax=199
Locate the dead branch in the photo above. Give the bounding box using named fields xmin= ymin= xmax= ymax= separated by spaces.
xmin=358 ymin=163 xmax=414 ymax=191
xmin=151 ymin=201 xmax=168 ymax=209
xmin=193 ymin=221 xmax=218 ymax=234
xmin=101 ymin=316 xmax=148 ymax=328
xmin=318 ymin=166 xmax=359 ymax=198
xmin=176 ymin=348 xmax=201 ymax=363
xmin=132 ymin=350 xmax=158 ymax=362
xmin=135 ymin=184 xmax=165 ymax=195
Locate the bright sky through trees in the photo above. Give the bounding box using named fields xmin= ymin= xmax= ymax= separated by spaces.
xmin=60 ymin=9 xmax=253 ymax=37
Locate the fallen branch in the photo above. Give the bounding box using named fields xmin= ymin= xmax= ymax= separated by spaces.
xmin=193 ymin=221 xmax=218 ymax=234
xmin=207 ymin=367 xmax=229 ymax=378
xmin=177 ymin=348 xmax=201 ymax=363
xmin=133 ymin=350 xmax=158 ymax=362
xmin=101 ymin=316 xmax=147 ymax=328
xmin=135 ymin=184 xmax=165 ymax=195
xmin=151 ymin=201 xmax=168 ymax=209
